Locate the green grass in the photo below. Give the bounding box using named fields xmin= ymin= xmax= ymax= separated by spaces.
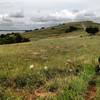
xmin=0 ymin=21 xmax=100 ymax=99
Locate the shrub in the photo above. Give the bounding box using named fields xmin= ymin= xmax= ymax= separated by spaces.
xmin=14 ymin=33 xmax=23 ymax=43
xmin=65 ymin=26 xmax=78 ymax=33
xmin=85 ymin=27 xmax=99 ymax=35
xmin=0 ymin=86 xmax=6 ymax=99
xmin=88 ymin=80 xmax=96 ymax=86
xmin=51 ymin=27 xmax=56 ymax=30
xmin=15 ymin=76 xmax=27 ymax=88
xmin=41 ymin=27 xmax=45 ymax=29
xmin=47 ymin=82 xmax=59 ymax=92
xmin=25 ymin=30 xmax=32 ymax=32
xmin=0 ymin=33 xmax=30 ymax=44
xmin=15 ymin=73 xmax=45 ymax=89
xmin=42 ymin=67 xmax=68 ymax=80
xmin=34 ymin=28 xmax=39 ymax=31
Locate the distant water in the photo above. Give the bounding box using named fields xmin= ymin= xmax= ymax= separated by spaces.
xmin=0 ymin=22 xmax=60 ymax=34
xmin=0 ymin=31 xmax=25 ymax=34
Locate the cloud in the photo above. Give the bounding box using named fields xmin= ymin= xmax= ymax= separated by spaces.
xmin=31 ymin=10 xmax=75 ymax=23
xmin=0 ymin=11 xmax=27 ymax=30
xmin=50 ymin=10 xmax=98 ymax=21
xmin=0 ymin=10 xmax=25 ymax=26
xmin=31 ymin=16 xmax=67 ymax=22
xmin=0 ymin=8 xmax=98 ymax=30
xmin=0 ymin=10 xmax=24 ymax=22
xmin=75 ymin=11 xmax=97 ymax=21
xmin=49 ymin=10 xmax=76 ymax=19
xmin=9 ymin=11 xmax=24 ymax=18
xmin=31 ymin=9 xmax=98 ymax=23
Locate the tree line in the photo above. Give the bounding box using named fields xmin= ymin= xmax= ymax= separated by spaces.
xmin=0 ymin=33 xmax=30 ymax=45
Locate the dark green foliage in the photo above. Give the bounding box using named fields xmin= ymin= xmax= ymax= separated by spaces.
xmin=14 ymin=33 xmax=23 ymax=43
xmin=65 ymin=26 xmax=78 ymax=33
xmin=88 ymin=80 xmax=96 ymax=86
xmin=0 ymin=76 xmax=8 ymax=86
xmin=15 ymin=73 xmax=45 ymax=89
xmin=15 ymin=76 xmax=27 ymax=88
xmin=42 ymin=68 xmax=68 ymax=80
xmin=95 ymin=65 xmax=100 ymax=75
xmin=0 ymin=76 xmax=14 ymax=88
xmin=0 ymin=86 xmax=6 ymax=99
xmin=51 ymin=27 xmax=56 ymax=30
xmin=48 ymin=82 xmax=58 ymax=92
xmin=25 ymin=30 xmax=32 ymax=32
xmin=34 ymin=28 xmax=39 ymax=31
xmin=0 ymin=33 xmax=30 ymax=45
xmin=85 ymin=27 xmax=99 ymax=35
xmin=41 ymin=27 xmax=45 ymax=29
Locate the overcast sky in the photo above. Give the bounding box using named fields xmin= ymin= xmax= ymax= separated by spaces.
xmin=0 ymin=0 xmax=100 ymax=30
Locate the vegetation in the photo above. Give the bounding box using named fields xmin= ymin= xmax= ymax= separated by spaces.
xmin=65 ymin=26 xmax=78 ymax=33
xmin=85 ymin=27 xmax=99 ymax=35
xmin=0 ymin=21 xmax=100 ymax=99
xmin=0 ymin=33 xmax=30 ymax=44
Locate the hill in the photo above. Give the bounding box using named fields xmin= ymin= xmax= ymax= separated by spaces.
xmin=0 ymin=21 xmax=100 ymax=99
xmin=23 ymin=21 xmax=100 ymax=40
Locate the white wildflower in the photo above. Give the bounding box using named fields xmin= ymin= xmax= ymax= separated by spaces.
xmin=30 ymin=64 xmax=34 ymax=69
xmin=69 ymin=69 xmax=73 ymax=72
xmin=44 ymin=66 xmax=48 ymax=70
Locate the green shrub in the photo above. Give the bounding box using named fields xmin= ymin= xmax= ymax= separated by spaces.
xmin=42 ymin=67 xmax=68 ymax=80
xmin=65 ymin=26 xmax=78 ymax=33
xmin=85 ymin=27 xmax=99 ymax=35
xmin=0 ymin=33 xmax=30 ymax=45
xmin=55 ymin=64 xmax=95 ymax=100
xmin=47 ymin=82 xmax=59 ymax=92
xmin=15 ymin=73 xmax=45 ymax=89
xmin=0 ymin=86 xmax=6 ymax=99
xmin=88 ymin=80 xmax=96 ymax=86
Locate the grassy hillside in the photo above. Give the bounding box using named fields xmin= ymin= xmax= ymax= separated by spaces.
xmin=23 ymin=21 xmax=100 ymax=40
xmin=0 ymin=21 xmax=100 ymax=99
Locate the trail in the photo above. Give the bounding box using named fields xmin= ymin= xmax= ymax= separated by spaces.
xmin=65 ymin=36 xmax=80 ymax=39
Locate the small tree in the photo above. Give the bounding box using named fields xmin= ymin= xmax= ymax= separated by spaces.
xmin=85 ymin=27 xmax=99 ymax=35
xmin=14 ymin=33 xmax=23 ymax=43
xmin=66 ymin=26 xmax=77 ymax=33
xmin=0 ymin=33 xmax=30 ymax=44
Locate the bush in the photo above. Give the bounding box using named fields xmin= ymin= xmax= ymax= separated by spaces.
xmin=88 ymin=80 xmax=96 ymax=86
xmin=0 ymin=33 xmax=30 ymax=45
xmin=47 ymin=82 xmax=59 ymax=92
xmin=34 ymin=28 xmax=39 ymax=31
xmin=85 ymin=27 xmax=99 ymax=35
xmin=66 ymin=26 xmax=78 ymax=33
xmin=25 ymin=30 xmax=32 ymax=32
xmin=41 ymin=27 xmax=45 ymax=29
xmin=42 ymin=67 xmax=68 ymax=80
xmin=0 ymin=86 xmax=6 ymax=99
xmin=15 ymin=73 xmax=45 ymax=89
xmin=51 ymin=27 xmax=56 ymax=30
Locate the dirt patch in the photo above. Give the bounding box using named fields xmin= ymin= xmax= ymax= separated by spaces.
xmin=85 ymin=85 xmax=96 ymax=100
xmin=34 ymin=88 xmax=57 ymax=97
xmin=25 ymin=94 xmax=36 ymax=100
xmin=66 ymin=36 xmax=79 ymax=39
xmin=85 ymin=77 xmax=97 ymax=100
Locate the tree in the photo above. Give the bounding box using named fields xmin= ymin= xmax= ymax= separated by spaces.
xmin=0 ymin=33 xmax=30 ymax=45
xmin=0 ymin=34 xmax=5 ymax=38
xmin=85 ymin=27 xmax=99 ymax=35
xmin=65 ymin=26 xmax=77 ymax=33
xmin=14 ymin=33 xmax=23 ymax=43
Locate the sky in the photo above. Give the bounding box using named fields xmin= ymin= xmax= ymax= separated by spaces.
xmin=0 ymin=0 xmax=100 ymax=30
